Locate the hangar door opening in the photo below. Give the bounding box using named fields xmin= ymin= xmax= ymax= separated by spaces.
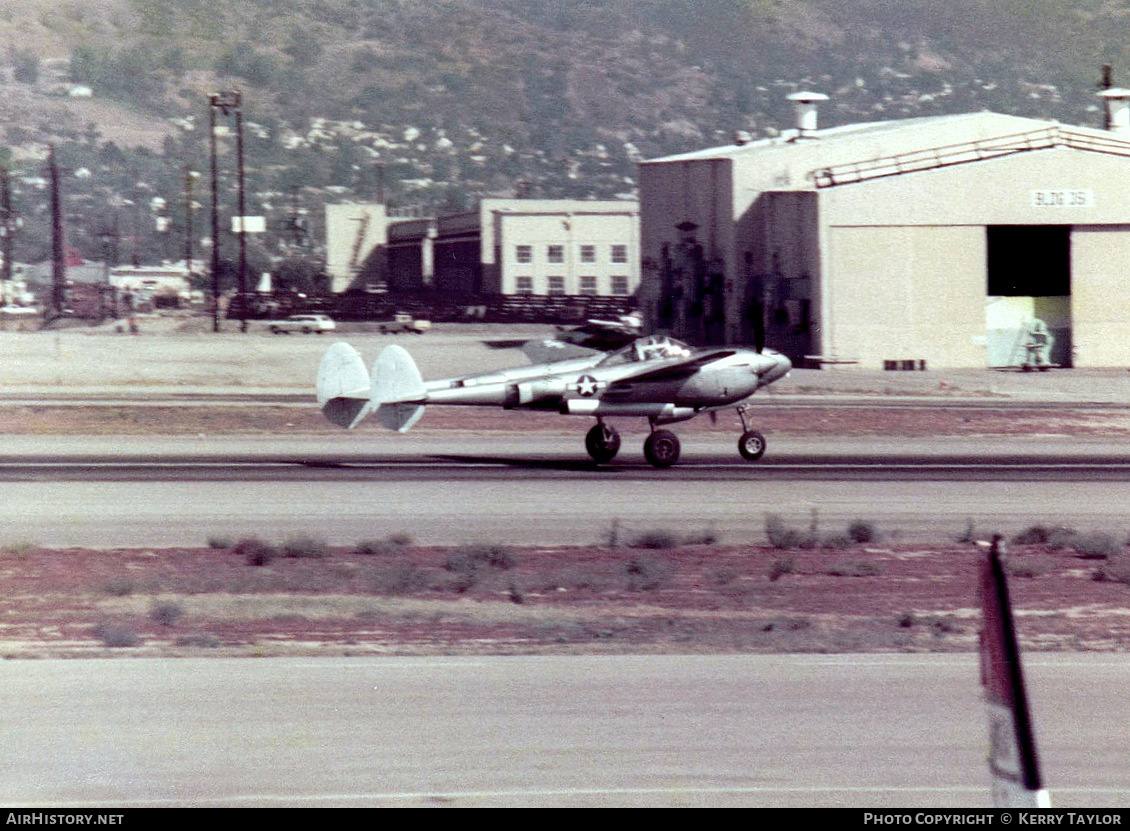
xmin=986 ymin=225 xmax=1072 ymax=368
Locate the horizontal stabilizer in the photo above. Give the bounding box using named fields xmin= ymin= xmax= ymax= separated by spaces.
xmin=317 ymin=342 xmax=372 ymax=429
xmin=371 ymin=344 xmax=428 ymax=432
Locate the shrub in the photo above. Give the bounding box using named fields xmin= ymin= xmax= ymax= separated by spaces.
xmin=103 ymin=578 xmax=136 ymax=597
xmin=0 ymin=540 xmax=38 ymax=555
xmin=368 ymin=561 xmax=428 ymax=595
xmin=1045 ymin=526 xmax=1081 ymax=549
xmin=822 ymin=559 xmax=882 ymax=577
xmin=1012 ymin=525 xmax=1053 ymax=545
xmin=206 ymin=536 xmax=234 ymax=550
xmin=760 ymin=616 xmax=810 ymax=632
xmin=175 ymin=634 xmax=221 ymax=648
xmin=820 ymin=533 xmax=854 ymax=550
xmin=442 ymin=544 xmax=514 ymax=593
xmin=1096 ymin=554 xmax=1130 ymax=584
xmin=625 ymin=555 xmax=671 ymax=591
xmin=682 ymin=526 xmax=719 ymax=546
xmin=235 ymin=537 xmax=276 ymax=567
xmin=1070 ymin=532 xmax=1121 ymax=560
xmin=1006 ymin=554 xmax=1057 ymax=578
xmin=355 ymin=533 xmax=414 ymax=556
xmin=150 ymin=601 xmax=184 ymax=626
xmin=94 ymin=621 xmax=140 ymax=648
xmin=956 ymin=519 xmax=976 ymax=544
xmin=281 ymin=535 xmax=330 ymax=559
xmin=767 ymin=557 xmax=795 ymax=582
xmin=448 ymin=543 xmax=515 ymax=571
xmin=847 ymin=520 xmax=878 ymax=544
xmin=630 ymin=529 xmax=679 ymax=550
xmin=766 ymin=514 xmax=810 ymax=549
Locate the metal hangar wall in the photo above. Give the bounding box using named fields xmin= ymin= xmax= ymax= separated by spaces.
xmin=639 ymin=105 xmax=1130 ymax=369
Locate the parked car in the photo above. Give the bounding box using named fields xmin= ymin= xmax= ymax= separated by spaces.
xmin=268 ymin=314 xmax=336 ymax=335
xmin=377 ymin=313 xmax=431 ymax=334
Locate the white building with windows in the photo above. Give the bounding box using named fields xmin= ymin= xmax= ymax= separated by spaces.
xmin=487 ymin=198 xmax=638 ymax=297
xmin=371 ymin=198 xmax=640 ymax=299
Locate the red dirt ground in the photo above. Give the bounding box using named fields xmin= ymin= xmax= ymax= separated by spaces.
xmin=3 ymin=541 xmax=1127 ymax=658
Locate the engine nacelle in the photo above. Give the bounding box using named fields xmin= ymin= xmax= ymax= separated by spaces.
xmin=506 ymin=377 xmax=568 ymax=408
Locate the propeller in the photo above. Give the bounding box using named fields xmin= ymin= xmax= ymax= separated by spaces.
xmin=752 ymin=299 xmax=766 ymax=354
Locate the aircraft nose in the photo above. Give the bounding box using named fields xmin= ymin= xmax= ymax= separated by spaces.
xmin=758 ymin=351 xmax=792 ymax=386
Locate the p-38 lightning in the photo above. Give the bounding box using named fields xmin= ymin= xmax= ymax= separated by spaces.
xmin=316 ymin=334 xmax=791 ymax=468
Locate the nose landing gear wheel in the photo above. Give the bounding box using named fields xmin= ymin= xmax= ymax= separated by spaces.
xmin=738 ymin=429 xmax=766 ymax=461
xmin=643 ymin=429 xmax=681 ymax=468
xmin=585 ymin=422 xmax=621 ymax=464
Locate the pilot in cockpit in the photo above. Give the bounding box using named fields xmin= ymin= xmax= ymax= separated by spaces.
xmin=634 ymin=335 xmax=691 ymax=362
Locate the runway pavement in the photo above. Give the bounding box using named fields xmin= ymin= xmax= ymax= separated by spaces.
xmin=6 ymin=434 xmax=1130 ymax=547
xmin=5 ymin=654 xmax=1129 ymax=808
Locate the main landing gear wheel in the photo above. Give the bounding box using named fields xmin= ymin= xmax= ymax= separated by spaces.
xmin=585 ymin=422 xmax=621 ymax=464
xmin=738 ymin=429 xmax=767 ymax=462
xmin=643 ymin=429 xmax=681 ymax=468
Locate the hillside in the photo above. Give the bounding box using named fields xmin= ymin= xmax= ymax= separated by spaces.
xmin=0 ymin=0 xmax=1127 ymax=263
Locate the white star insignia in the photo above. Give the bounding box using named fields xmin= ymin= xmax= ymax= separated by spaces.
xmin=576 ymin=375 xmax=599 ymax=397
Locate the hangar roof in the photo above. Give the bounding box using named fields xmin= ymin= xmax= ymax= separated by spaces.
xmin=643 ymin=111 xmax=1130 ymax=191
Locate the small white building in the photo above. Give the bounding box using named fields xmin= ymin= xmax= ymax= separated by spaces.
xmin=109 ymin=264 xmax=192 ymax=298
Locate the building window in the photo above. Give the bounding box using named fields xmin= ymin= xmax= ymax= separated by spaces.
xmin=547 ymin=244 xmax=564 ymax=263
xmin=611 ymin=244 xmax=628 ymax=263
xmin=580 ymin=275 xmax=597 ymax=295
xmin=579 ymin=244 xmax=596 ymax=263
xmin=611 ymin=275 xmax=629 ymax=296
xmin=547 ymin=275 xmax=565 ymax=295
xmin=516 ymin=276 xmax=534 ymax=295
xmin=516 ymin=245 xmax=532 ymax=263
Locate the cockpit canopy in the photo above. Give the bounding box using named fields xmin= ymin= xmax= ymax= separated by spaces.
xmin=598 ymin=335 xmax=693 ymax=367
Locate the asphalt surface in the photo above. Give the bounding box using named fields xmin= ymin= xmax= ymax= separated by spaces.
xmin=6 ymin=435 xmax=1130 ymax=547
xmin=4 ymin=654 xmax=1128 ymax=808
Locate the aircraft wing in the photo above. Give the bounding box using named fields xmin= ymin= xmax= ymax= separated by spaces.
xmin=608 ymin=350 xmax=738 ymax=384
xmin=522 ymin=339 xmax=606 ymax=364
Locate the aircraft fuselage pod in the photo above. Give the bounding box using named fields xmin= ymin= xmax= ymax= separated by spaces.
xmin=316 ymin=335 xmax=791 ymax=468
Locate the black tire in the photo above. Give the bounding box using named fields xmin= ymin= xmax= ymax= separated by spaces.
xmin=643 ymin=430 xmax=680 ymax=468
xmin=584 ymin=423 xmax=621 ymax=464
xmin=269 ymin=326 xmax=279 ymax=335
xmin=302 ymin=327 xmax=311 ymax=334
xmin=738 ymin=429 xmax=767 ymax=462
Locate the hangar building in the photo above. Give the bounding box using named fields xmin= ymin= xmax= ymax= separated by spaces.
xmin=639 ymin=92 xmax=1130 ymax=368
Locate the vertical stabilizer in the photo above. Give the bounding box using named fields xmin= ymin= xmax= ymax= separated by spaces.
xmin=317 ymin=342 xmax=373 ymax=429
xmin=980 ymin=536 xmax=1050 ymax=808
xmin=371 ymin=344 xmax=427 ymax=432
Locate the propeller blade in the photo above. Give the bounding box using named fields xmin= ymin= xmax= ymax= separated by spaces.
xmin=752 ymin=301 xmax=766 ymax=354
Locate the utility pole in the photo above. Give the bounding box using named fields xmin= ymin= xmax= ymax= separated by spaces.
xmin=209 ymin=99 xmax=220 ymax=332
xmin=235 ymin=103 xmax=247 ymax=333
xmin=208 ymin=89 xmax=244 ymax=333
xmin=0 ymin=168 xmax=12 ymax=286
xmin=49 ymin=144 xmax=66 ymax=317
xmin=208 ymin=90 xmax=241 ymax=332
